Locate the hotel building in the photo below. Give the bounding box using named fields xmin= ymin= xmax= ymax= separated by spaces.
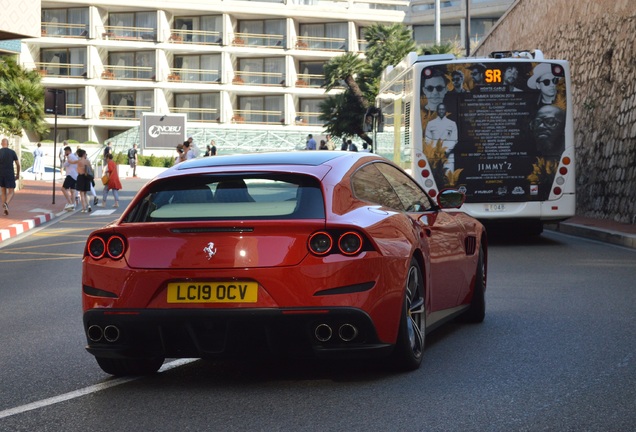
xmin=19 ymin=0 xmax=513 ymax=154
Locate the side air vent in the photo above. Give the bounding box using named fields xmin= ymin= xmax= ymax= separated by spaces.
xmin=465 ymin=236 xmax=477 ymax=255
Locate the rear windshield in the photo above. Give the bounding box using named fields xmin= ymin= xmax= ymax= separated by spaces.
xmin=124 ymin=173 xmax=325 ymax=222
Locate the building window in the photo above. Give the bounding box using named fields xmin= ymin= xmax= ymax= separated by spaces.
xmin=174 ymin=54 xmax=221 ymax=83
xmin=175 ymin=93 xmax=220 ymax=122
xmin=174 ymin=15 xmax=222 ymax=44
xmin=299 ymin=22 xmax=347 ymax=50
xmin=41 ymin=8 xmax=89 ymax=37
xmin=298 ymin=61 xmax=325 ymax=87
xmin=109 ymin=11 xmax=157 ymax=40
xmin=40 ymin=48 xmax=86 ymax=77
xmin=237 ymin=19 xmax=285 ymax=47
xmin=44 ymin=127 xmax=88 ymax=143
xmin=108 ymin=91 xmax=152 ymax=119
xmin=297 ymin=99 xmax=322 ymax=125
xmin=107 ymin=51 xmax=155 ymax=80
xmin=238 ymin=96 xmax=283 ymax=124
xmin=238 ymin=58 xmax=285 ymax=86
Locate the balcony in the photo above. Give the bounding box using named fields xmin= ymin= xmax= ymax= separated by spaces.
xmin=41 ymin=22 xmax=89 ymax=38
xmin=172 ymin=107 xmax=220 ymax=123
xmin=232 ymin=32 xmax=284 ymax=49
xmin=295 ymin=110 xmax=322 ymax=126
xmin=296 ymin=72 xmax=325 ymax=88
xmin=102 ymin=25 xmax=156 ymax=42
xmin=169 ymin=68 xmax=220 ymax=84
xmin=43 ymin=103 xmax=85 ymax=118
xmin=233 ymin=109 xmax=284 ymax=125
xmin=99 ymin=104 xmax=152 ymax=121
xmin=35 ymin=62 xmax=87 ymax=79
xmin=233 ymin=70 xmax=285 ymax=87
xmin=296 ymin=35 xmax=347 ymax=51
xmin=169 ymin=29 xmax=222 ymax=45
xmin=101 ymin=65 xmax=155 ymax=81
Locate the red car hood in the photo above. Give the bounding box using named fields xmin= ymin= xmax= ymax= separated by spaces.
xmin=114 ymin=221 xmax=325 ymax=270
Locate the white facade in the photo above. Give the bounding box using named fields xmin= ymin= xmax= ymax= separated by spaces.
xmin=21 ymin=0 xmax=512 ymax=153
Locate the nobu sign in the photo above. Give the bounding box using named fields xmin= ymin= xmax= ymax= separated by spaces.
xmin=141 ymin=113 xmax=187 ymax=149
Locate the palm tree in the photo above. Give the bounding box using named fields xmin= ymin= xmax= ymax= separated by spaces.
xmin=320 ymin=24 xmax=416 ymax=146
xmin=0 ymin=56 xmax=48 ymax=138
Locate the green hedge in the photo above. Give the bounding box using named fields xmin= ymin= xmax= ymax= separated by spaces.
xmin=115 ymin=152 xmax=174 ymax=168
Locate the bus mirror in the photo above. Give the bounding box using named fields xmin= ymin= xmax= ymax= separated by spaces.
xmin=437 ymin=189 xmax=465 ymax=209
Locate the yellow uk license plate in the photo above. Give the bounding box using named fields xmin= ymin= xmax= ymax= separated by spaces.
xmin=167 ymin=282 xmax=258 ymax=303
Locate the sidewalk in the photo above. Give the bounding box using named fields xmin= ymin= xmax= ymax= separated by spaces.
xmin=2 ymin=179 xmax=636 ymax=249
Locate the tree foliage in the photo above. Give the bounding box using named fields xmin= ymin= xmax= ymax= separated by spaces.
xmin=0 ymin=56 xmax=48 ymax=138
xmin=319 ymin=24 xmax=416 ymax=146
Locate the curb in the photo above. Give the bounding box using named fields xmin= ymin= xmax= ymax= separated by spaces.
xmin=547 ymin=222 xmax=636 ymax=250
xmin=0 ymin=211 xmax=64 ymax=243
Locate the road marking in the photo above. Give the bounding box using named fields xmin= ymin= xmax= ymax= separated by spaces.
xmin=0 ymin=358 xmax=197 ymax=420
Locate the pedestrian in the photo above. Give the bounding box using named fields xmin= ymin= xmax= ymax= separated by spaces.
xmin=319 ymin=139 xmax=328 ymax=150
xmin=347 ymin=139 xmax=358 ymax=152
xmin=174 ymin=143 xmax=186 ymax=165
xmin=325 ymin=134 xmax=336 ymax=150
xmin=306 ymin=134 xmax=317 ymax=150
xmin=32 ymin=142 xmax=45 ymax=180
xmin=127 ymin=143 xmax=138 ymax=177
xmin=183 ymin=140 xmax=196 ymax=160
xmin=0 ymin=137 xmax=20 ymax=216
xmin=58 ymin=141 xmax=67 ymax=174
xmin=61 ymin=145 xmax=79 ymax=211
xmin=360 ymin=142 xmax=371 ymax=152
xmin=103 ymin=141 xmax=112 ymax=166
xmin=100 ymin=153 xmax=122 ymax=208
xmin=205 ymin=140 xmax=217 ymax=156
xmin=75 ymin=149 xmax=94 ymax=213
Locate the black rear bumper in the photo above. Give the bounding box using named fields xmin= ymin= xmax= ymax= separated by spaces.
xmin=83 ymin=308 xmax=393 ymax=360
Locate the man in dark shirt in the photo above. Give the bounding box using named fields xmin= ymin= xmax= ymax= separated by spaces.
xmin=0 ymin=138 xmax=21 ymax=215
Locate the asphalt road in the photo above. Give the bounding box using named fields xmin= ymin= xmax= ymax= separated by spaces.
xmin=0 ymin=197 xmax=634 ymax=431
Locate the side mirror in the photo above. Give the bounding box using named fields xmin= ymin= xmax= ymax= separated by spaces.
xmin=437 ymin=189 xmax=465 ymax=209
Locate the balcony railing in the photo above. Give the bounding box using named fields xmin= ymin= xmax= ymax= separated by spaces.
xmin=296 ymin=73 xmax=325 ymax=88
xmin=232 ymin=32 xmax=285 ymax=48
xmin=43 ymin=103 xmax=84 ymax=118
xmin=35 ymin=62 xmax=87 ymax=78
xmin=234 ymin=70 xmax=285 ymax=86
xmin=101 ymin=65 xmax=155 ymax=81
xmin=169 ymin=29 xmax=222 ymax=45
xmin=169 ymin=68 xmax=221 ymax=84
xmin=41 ymin=22 xmax=89 ymax=38
xmin=233 ymin=109 xmax=284 ymax=125
xmin=296 ymin=35 xmax=347 ymax=51
xmin=172 ymin=107 xmax=220 ymax=122
xmin=295 ymin=111 xmax=322 ymax=126
xmin=98 ymin=105 xmax=152 ymax=121
xmin=102 ymin=25 xmax=156 ymax=42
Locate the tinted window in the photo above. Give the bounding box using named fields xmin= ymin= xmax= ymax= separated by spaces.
xmin=375 ymin=163 xmax=434 ymax=212
xmin=125 ymin=174 xmax=325 ymax=222
xmin=351 ymin=163 xmax=404 ymax=210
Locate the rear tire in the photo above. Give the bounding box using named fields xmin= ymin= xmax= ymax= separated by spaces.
xmin=95 ymin=356 xmax=165 ymax=376
xmin=460 ymin=245 xmax=486 ymax=323
xmin=391 ymin=258 xmax=425 ymax=371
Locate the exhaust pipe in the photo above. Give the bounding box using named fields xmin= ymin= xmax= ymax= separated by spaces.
xmin=87 ymin=325 xmax=103 ymax=342
xmin=314 ymin=324 xmax=332 ymax=342
xmin=103 ymin=325 xmax=121 ymax=343
xmin=338 ymin=324 xmax=358 ymax=342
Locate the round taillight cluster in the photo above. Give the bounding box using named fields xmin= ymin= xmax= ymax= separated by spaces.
xmin=308 ymin=231 xmax=366 ymax=256
xmin=88 ymin=235 xmax=127 ymax=260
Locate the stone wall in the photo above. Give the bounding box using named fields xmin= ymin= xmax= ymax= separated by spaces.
xmin=474 ymin=0 xmax=636 ymax=224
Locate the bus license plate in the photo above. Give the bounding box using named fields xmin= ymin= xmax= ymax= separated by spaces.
xmin=486 ymin=204 xmax=506 ymax=212
xmin=167 ymin=282 xmax=258 ymax=303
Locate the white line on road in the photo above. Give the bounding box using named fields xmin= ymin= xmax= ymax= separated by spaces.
xmin=0 ymin=358 xmax=197 ymax=420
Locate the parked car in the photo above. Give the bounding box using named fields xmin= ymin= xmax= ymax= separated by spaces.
xmin=21 ymin=165 xmax=62 ymax=181
xmin=82 ymin=151 xmax=487 ymax=376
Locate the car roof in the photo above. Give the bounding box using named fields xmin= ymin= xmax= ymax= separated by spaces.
xmin=176 ymin=151 xmax=349 ymax=171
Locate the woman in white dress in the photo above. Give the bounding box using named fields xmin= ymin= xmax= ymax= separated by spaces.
xmin=32 ymin=142 xmax=45 ymax=180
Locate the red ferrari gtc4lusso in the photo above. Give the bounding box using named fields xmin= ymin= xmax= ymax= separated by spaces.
xmin=82 ymin=151 xmax=487 ymax=376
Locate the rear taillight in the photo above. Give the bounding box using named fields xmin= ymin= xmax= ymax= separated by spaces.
xmin=87 ymin=234 xmax=127 ymax=260
xmin=308 ymin=230 xmax=371 ymax=257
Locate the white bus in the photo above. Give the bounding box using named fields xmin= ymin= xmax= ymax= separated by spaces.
xmin=376 ymin=50 xmax=575 ymax=234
